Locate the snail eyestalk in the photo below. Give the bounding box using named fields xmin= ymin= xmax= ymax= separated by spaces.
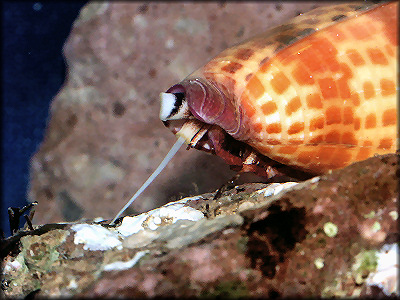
xmin=110 ymin=136 xmax=186 ymax=225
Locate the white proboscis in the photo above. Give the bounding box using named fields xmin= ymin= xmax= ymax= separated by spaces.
xmin=110 ymin=137 xmax=186 ymax=224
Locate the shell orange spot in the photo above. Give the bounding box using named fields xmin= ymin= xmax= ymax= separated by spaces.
xmin=316 ymin=37 xmax=338 ymax=56
xmin=385 ymin=44 xmax=395 ymax=57
xmin=354 ymin=117 xmax=361 ymax=130
xmin=235 ymin=48 xmax=255 ymax=61
xmin=297 ymin=151 xmax=314 ymax=164
xmin=221 ymin=62 xmax=243 ymax=74
xmin=363 ymin=141 xmax=373 ymax=147
xmin=326 ymin=106 xmax=342 ymax=125
xmin=285 ymin=96 xmax=302 ymax=116
xmin=356 ymin=148 xmax=371 ymax=160
xmin=292 ymin=63 xmax=314 ymax=85
xmin=351 ymin=93 xmax=360 ymax=106
xmin=310 ymin=116 xmax=325 ymax=131
xmin=367 ymin=48 xmax=389 ymax=65
xmin=241 ymin=94 xmax=256 ymax=118
xmin=319 ymin=78 xmax=338 ymax=99
xmin=317 ymin=146 xmax=335 ymax=161
xmin=341 ymin=132 xmax=358 ymax=146
xmin=247 ymin=76 xmax=266 ymax=99
xmin=348 ymin=24 xmax=371 ymax=40
xmin=278 ymin=145 xmax=298 ymax=154
xmin=325 ymin=131 xmax=340 ymax=144
xmin=245 ymin=73 xmax=253 ymax=81
xmin=378 ymin=138 xmax=393 ymax=149
xmin=339 ymin=63 xmax=353 ymax=79
xmin=312 ymin=38 xmax=338 ymax=72
xmin=343 ymin=107 xmax=354 ymax=124
xmin=270 ymin=71 xmax=291 ymax=95
xmin=309 ymin=135 xmax=324 ymax=144
xmin=346 ymin=49 xmax=365 ymax=66
xmin=267 ymin=138 xmax=281 ymax=145
xmin=261 ymin=101 xmax=278 ymax=115
xmin=257 ymin=145 xmax=272 ymax=154
xmin=253 ymin=123 xmax=263 ymax=133
xmin=380 ymin=79 xmax=396 ymax=96
xmin=288 ymin=122 xmax=305 ymax=135
xmin=324 ymin=54 xmax=341 ymax=73
xmin=306 ymin=94 xmax=323 ymax=109
xmin=278 ymin=45 xmax=299 ymax=65
xmin=382 ymin=108 xmax=397 ymax=126
xmin=288 ymin=139 xmax=303 ymax=145
xmin=327 ymin=28 xmax=347 ymax=42
xmin=363 ymin=81 xmax=375 ymax=100
xmin=379 ymin=2 xmax=397 ymax=46
xmin=266 ymin=123 xmax=282 ymax=134
xmin=259 ymin=57 xmax=271 ymax=71
xmin=297 ymin=45 xmax=323 ymax=73
xmin=365 ymin=114 xmax=377 ymax=129
xmin=337 ymin=78 xmax=351 ymax=99
xmin=330 ymin=148 xmax=352 ymax=168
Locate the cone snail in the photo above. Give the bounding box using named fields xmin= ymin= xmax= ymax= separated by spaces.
xmin=110 ymin=1 xmax=398 ymax=223
xmin=160 ymin=1 xmax=398 ymax=179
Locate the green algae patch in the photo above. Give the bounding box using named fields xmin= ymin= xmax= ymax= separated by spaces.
xmin=351 ymin=250 xmax=378 ymax=285
xmin=201 ymin=280 xmax=249 ymax=298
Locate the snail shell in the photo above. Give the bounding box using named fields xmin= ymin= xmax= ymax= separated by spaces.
xmin=160 ymin=1 xmax=398 ymax=178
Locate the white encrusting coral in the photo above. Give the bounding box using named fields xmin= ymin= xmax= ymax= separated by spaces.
xmin=102 ymin=250 xmax=149 ymax=271
xmin=116 ymin=197 xmax=205 ymax=237
xmin=71 ymin=224 xmax=122 ymax=251
xmin=258 ymin=182 xmax=299 ymax=197
xmin=70 ymin=197 xmax=205 ymax=250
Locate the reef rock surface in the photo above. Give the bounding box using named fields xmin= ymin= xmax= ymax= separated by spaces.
xmin=3 ymin=154 xmax=398 ymax=298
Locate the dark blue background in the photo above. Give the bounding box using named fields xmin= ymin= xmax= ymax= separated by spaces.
xmin=2 ymin=2 xmax=86 ymax=237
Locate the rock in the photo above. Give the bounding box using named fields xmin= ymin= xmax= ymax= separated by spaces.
xmin=27 ymin=2 xmax=332 ymax=225
xmin=3 ymin=154 xmax=399 ymax=298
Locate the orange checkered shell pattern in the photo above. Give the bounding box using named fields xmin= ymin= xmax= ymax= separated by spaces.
xmin=187 ymin=1 xmax=398 ymax=174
